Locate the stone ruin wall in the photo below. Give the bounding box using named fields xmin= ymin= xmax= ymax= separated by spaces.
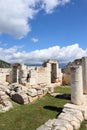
xmin=0 ymin=60 xmax=62 ymax=87
xmin=0 ymin=68 xmax=11 ymax=83
xmin=10 ymin=60 xmax=62 ymax=88
xmin=29 ymin=67 xmax=51 ymax=86
xmin=0 ymin=60 xmax=62 ymax=112
xmin=62 ymin=58 xmax=82 ymax=85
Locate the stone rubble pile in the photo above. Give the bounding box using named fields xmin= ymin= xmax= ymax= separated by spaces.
xmin=0 ymin=82 xmax=55 ymax=112
xmin=36 ymin=107 xmax=84 ymax=130
xmin=0 ymin=83 xmax=54 ymax=106
xmin=0 ymin=83 xmax=13 ymax=112
xmin=8 ymin=83 xmax=54 ymax=104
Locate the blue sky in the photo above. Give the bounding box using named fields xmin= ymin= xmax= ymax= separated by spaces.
xmin=0 ymin=0 xmax=87 ymax=64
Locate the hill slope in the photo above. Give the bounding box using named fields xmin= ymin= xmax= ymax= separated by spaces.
xmin=0 ymin=60 xmax=11 ymax=68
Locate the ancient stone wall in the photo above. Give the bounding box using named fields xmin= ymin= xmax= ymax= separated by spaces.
xmin=62 ymin=58 xmax=82 ymax=85
xmin=62 ymin=73 xmax=71 ymax=85
xmin=0 ymin=68 xmax=11 ymax=83
xmin=0 ymin=60 xmax=62 ymax=89
xmin=10 ymin=60 xmax=62 ymax=87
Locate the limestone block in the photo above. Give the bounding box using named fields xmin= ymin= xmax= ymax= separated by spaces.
xmin=52 ymin=119 xmax=73 ymax=130
xmin=21 ymin=85 xmax=28 ymax=93
xmin=46 ymin=86 xmax=54 ymax=93
xmin=31 ymin=85 xmax=40 ymax=89
xmin=27 ymin=89 xmax=37 ymax=97
xmin=36 ymin=124 xmax=51 ymax=130
xmin=41 ymin=87 xmax=48 ymax=95
xmin=64 ymin=103 xmax=87 ymax=120
xmin=83 ymin=109 xmax=87 ymax=120
xmin=29 ymin=78 xmax=37 ymax=85
xmin=58 ymin=112 xmax=80 ymax=129
xmin=45 ymin=119 xmax=55 ymax=127
xmin=63 ymin=108 xmax=84 ymax=122
xmin=37 ymin=89 xmax=43 ymax=95
xmin=32 ymin=96 xmax=38 ymax=101
xmin=38 ymin=94 xmax=43 ymax=98
xmin=28 ymin=96 xmax=33 ymax=103
xmin=26 ymin=83 xmax=31 ymax=88
xmin=37 ymin=119 xmax=73 ymax=130
xmin=53 ymin=126 xmax=67 ymax=130
xmin=0 ymin=91 xmax=6 ymax=95
xmin=0 ymin=95 xmax=8 ymax=101
xmin=3 ymin=100 xmax=13 ymax=108
xmin=14 ymin=86 xmax=22 ymax=92
xmin=22 ymin=94 xmax=29 ymax=104
xmin=9 ymin=90 xmax=16 ymax=97
xmin=0 ymin=101 xmax=13 ymax=113
xmin=28 ymin=95 xmax=38 ymax=102
xmin=39 ymin=83 xmax=47 ymax=88
xmin=5 ymin=88 xmax=10 ymax=95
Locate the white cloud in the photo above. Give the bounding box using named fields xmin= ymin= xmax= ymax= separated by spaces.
xmin=42 ymin=0 xmax=70 ymax=14
xmin=0 ymin=0 xmax=70 ymax=39
xmin=0 ymin=44 xmax=87 ymax=65
xmin=31 ymin=37 xmax=39 ymax=43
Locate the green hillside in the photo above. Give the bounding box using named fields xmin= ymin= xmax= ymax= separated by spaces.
xmin=0 ymin=60 xmax=11 ymax=68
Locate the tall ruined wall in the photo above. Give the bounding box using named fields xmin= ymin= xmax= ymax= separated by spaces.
xmin=29 ymin=61 xmax=62 ymax=86
xmin=0 ymin=60 xmax=62 ymax=87
xmin=16 ymin=60 xmax=62 ymax=87
xmin=29 ymin=66 xmax=51 ymax=86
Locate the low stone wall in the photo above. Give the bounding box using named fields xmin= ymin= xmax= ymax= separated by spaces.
xmin=6 ymin=83 xmax=55 ymax=104
xmin=0 ymin=68 xmax=11 ymax=83
xmin=36 ymin=103 xmax=86 ymax=130
xmin=0 ymin=82 xmax=56 ymax=112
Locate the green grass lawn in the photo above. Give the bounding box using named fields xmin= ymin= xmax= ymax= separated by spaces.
xmin=0 ymin=86 xmax=87 ymax=130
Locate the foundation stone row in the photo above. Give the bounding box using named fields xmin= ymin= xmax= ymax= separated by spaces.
xmin=36 ymin=107 xmax=84 ymax=130
xmin=9 ymin=84 xmax=54 ymax=104
xmin=0 ymin=83 xmax=55 ymax=108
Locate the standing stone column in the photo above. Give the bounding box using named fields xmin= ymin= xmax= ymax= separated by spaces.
xmin=17 ymin=69 xmax=19 ymax=84
xmin=70 ymin=66 xmax=84 ymax=105
xmin=82 ymin=57 xmax=87 ymax=94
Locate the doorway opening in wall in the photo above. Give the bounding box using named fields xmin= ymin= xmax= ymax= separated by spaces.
xmin=6 ymin=75 xmax=10 ymax=83
xmin=51 ymin=63 xmax=57 ymax=83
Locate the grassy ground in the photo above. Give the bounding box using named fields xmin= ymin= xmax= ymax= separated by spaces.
xmin=80 ymin=121 xmax=87 ymax=130
xmin=0 ymin=86 xmax=87 ymax=130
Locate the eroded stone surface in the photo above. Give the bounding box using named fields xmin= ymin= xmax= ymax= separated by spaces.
xmin=64 ymin=103 xmax=87 ymax=120
xmin=63 ymin=108 xmax=84 ymax=122
xmin=58 ymin=112 xmax=80 ymax=129
xmin=36 ymin=119 xmax=73 ymax=130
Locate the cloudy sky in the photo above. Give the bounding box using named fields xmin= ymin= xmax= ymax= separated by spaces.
xmin=0 ymin=0 xmax=87 ymax=65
